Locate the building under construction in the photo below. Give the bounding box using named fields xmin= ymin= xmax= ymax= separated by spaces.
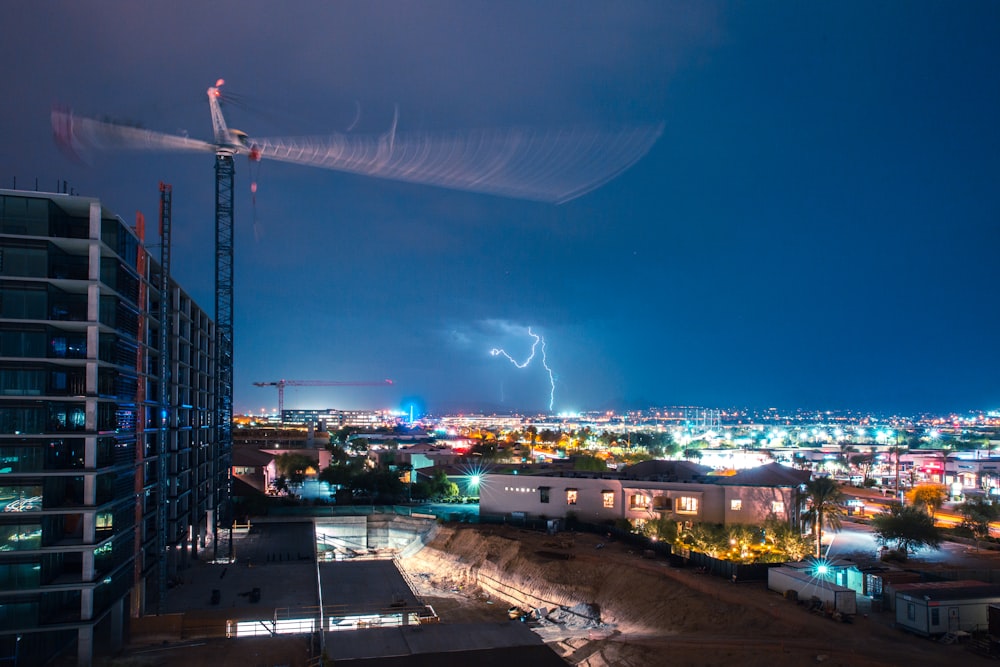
xmin=0 ymin=188 xmax=227 ymax=665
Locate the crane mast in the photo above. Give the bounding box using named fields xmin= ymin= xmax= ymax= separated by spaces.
xmin=214 ymin=152 xmax=234 ymax=560
xmin=157 ymin=183 xmax=172 ymax=607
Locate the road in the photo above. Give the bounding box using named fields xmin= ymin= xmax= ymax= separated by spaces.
xmin=826 ymin=516 xmax=1000 ymax=568
xmin=842 ymin=486 xmax=1000 ymax=536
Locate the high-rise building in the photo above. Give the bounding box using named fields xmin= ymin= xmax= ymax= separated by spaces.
xmin=0 ymin=189 xmax=225 ymax=666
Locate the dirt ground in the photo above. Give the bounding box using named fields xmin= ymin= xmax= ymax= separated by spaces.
xmin=400 ymin=524 xmax=998 ymax=667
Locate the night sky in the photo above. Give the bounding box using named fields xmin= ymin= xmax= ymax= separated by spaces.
xmin=2 ymin=2 xmax=999 ymax=416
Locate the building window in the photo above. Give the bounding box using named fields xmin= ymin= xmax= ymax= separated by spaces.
xmin=629 ymin=494 xmax=648 ymax=510
xmin=653 ymin=496 xmax=672 ymax=511
xmin=602 ymin=490 xmax=615 ymax=509
xmin=907 ymin=603 xmax=915 ymax=621
xmin=771 ymin=501 xmax=785 ymax=514
xmin=539 ymin=487 xmax=550 ymax=504
xmin=566 ymin=489 xmax=578 ymax=505
xmin=730 ymin=499 xmax=742 ymax=511
xmin=931 ymin=608 xmax=939 ymax=626
xmin=677 ymin=496 xmax=698 ymax=513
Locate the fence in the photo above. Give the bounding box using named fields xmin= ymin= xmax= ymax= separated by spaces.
xmin=683 ymin=550 xmax=777 ymax=582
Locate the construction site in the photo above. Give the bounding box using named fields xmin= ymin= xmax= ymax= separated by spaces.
xmin=102 ymin=516 xmax=996 ymax=667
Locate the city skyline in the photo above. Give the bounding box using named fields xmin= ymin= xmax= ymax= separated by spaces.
xmin=3 ymin=2 xmax=999 ymax=416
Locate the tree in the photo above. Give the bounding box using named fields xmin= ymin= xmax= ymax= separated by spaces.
xmin=762 ymin=515 xmax=811 ymax=562
xmin=327 ymin=444 xmax=349 ymax=466
xmin=906 ymin=484 xmax=947 ymax=519
xmin=526 ymin=425 xmax=538 ymax=461
xmin=958 ymin=496 xmax=1000 ymax=550
xmin=347 ymin=437 xmax=370 ymax=455
xmin=637 ymin=515 xmax=679 ymax=543
xmin=426 ymin=468 xmax=459 ymax=499
xmin=727 ymin=524 xmax=760 ymax=562
xmin=539 ymin=429 xmax=560 ymax=444
xmin=836 ymin=443 xmax=857 ymax=471
xmin=349 ymin=469 xmax=407 ymax=503
xmin=681 ymin=522 xmax=728 ymax=558
xmin=573 ymin=454 xmax=607 ymax=472
xmin=849 ymin=451 xmax=876 ymax=484
xmin=870 ymin=502 xmax=943 ymax=558
xmin=274 ymin=452 xmax=316 ymax=486
xmin=318 ymin=461 xmax=359 ymax=488
xmin=332 ymin=427 xmax=353 ymax=446
xmin=801 ymin=477 xmax=845 ymax=557
xmin=887 ymin=443 xmax=908 ymax=497
xmin=470 ymin=440 xmax=499 ymax=460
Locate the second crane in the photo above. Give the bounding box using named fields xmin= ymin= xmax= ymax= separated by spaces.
xmin=254 ymin=379 xmax=394 ymax=419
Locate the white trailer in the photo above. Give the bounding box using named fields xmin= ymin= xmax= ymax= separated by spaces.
xmin=895 ymin=583 xmax=1000 ymax=636
xmin=768 ymin=566 xmax=857 ymax=615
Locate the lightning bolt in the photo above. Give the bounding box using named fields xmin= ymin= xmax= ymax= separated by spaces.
xmin=490 ymin=327 xmax=556 ymax=411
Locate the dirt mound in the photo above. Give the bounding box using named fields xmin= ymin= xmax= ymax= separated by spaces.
xmin=401 ymin=524 xmax=994 ymax=667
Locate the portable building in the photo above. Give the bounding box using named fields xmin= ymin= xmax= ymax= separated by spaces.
xmin=895 ymin=583 xmax=1000 ymax=636
xmin=768 ymin=566 xmax=857 ymax=615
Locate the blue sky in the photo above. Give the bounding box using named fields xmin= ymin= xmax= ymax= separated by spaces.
xmin=2 ymin=2 xmax=998 ymax=415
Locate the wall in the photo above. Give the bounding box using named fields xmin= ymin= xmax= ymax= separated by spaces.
xmin=480 ymin=472 xmax=799 ymax=528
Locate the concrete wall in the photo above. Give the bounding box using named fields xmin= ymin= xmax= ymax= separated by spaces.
xmin=314 ymin=515 xmax=437 ymax=558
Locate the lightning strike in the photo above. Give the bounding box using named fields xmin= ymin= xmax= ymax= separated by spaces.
xmin=490 ymin=327 xmax=556 ymax=411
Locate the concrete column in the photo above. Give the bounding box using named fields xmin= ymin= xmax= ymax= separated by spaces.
xmin=82 ymin=548 xmax=95 ymax=585
xmin=88 ymin=201 xmax=101 ymax=243
xmin=83 ymin=473 xmax=95 ymax=506
xmin=77 ymin=625 xmax=94 ymax=667
xmin=85 ymin=358 xmax=98 ymax=394
xmin=82 ymin=511 xmax=95 ymax=544
xmin=87 ymin=280 xmax=100 ymax=323
xmin=84 ymin=436 xmax=97 ymax=468
xmin=81 ymin=587 xmax=94 ymax=621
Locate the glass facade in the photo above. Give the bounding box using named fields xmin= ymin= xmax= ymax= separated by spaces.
xmin=0 ymin=190 xmax=219 ymax=666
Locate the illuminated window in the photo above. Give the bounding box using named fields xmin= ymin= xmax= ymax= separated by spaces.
xmin=771 ymin=501 xmax=785 ymax=514
xmin=602 ymin=491 xmax=615 ymax=509
xmin=630 ymin=494 xmax=648 ymax=509
xmin=566 ymin=489 xmax=578 ymax=505
xmin=730 ymin=499 xmax=742 ymax=511
xmin=677 ymin=496 xmax=698 ymax=513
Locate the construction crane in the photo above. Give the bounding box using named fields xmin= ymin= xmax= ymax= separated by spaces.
xmin=253 ymin=379 xmax=394 ymax=417
xmin=52 ymin=82 xmax=661 ymax=442
xmin=50 ymin=80 xmax=662 ymax=565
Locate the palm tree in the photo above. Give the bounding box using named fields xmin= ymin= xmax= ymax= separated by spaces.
xmin=802 ymin=477 xmax=846 ymax=557
xmin=887 ymin=442 xmax=908 ymax=500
